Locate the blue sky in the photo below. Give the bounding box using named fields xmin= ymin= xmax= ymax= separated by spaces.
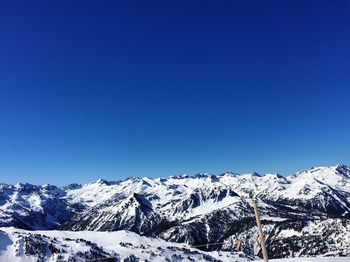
xmin=1 ymin=1 xmax=350 ymax=185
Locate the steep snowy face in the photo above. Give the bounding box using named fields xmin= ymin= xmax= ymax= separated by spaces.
xmin=288 ymin=165 xmax=350 ymax=192
xmin=0 ymin=183 xmax=73 ymax=229
xmin=257 ymin=165 xmax=350 ymax=216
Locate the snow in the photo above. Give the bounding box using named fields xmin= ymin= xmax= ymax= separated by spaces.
xmin=27 ymin=194 xmax=43 ymax=213
xmin=278 ymin=229 xmax=302 ymax=238
xmin=0 ymin=227 xmax=252 ymax=261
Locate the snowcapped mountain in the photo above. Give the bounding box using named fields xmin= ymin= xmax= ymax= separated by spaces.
xmin=0 ymin=183 xmax=73 ymax=230
xmin=1 ymin=164 xmax=350 ymax=260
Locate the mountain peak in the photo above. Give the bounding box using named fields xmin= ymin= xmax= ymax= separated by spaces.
xmin=334 ymin=163 xmax=349 ymax=170
xmin=95 ymin=178 xmax=111 ymax=185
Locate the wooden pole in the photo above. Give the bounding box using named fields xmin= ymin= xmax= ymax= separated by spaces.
xmin=252 ymin=199 xmax=269 ymax=262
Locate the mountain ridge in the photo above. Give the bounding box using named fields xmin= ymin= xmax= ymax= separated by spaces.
xmin=1 ymin=164 xmax=350 ymax=259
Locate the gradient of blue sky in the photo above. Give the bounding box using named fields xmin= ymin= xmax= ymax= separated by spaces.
xmin=1 ymin=1 xmax=350 ymax=185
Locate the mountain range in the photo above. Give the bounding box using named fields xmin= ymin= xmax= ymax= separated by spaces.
xmin=1 ymin=164 xmax=350 ymax=261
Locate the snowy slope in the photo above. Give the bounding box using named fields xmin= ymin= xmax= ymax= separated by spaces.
xmin=0 ymin=227 xmax=253 ymax=261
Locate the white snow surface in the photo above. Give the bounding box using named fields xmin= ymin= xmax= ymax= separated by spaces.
xmin=0 ymin=227 xmax=252 ymax=261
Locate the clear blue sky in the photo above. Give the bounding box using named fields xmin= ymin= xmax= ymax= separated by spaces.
xmin=1 ymin=1 xmax=350 ymax=185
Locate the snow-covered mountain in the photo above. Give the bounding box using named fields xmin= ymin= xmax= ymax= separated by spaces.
xmin=0 ymin=183 xmax=73 ymax=230
xmin=1 ymin=164 xmax=350 ymax=260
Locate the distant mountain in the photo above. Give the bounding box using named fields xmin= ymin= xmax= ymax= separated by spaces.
xmin=1 ymin=164 xmax=350 ymax=259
